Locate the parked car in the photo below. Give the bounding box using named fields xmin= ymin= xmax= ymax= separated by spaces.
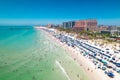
xmin=116 ymin=63 xmax=120 ymax=67
xmin=102 ymin=66 xmax=107 ymax=70
xmin=104 ymin=71 xmax=115 ymax=78
xmin=116 ymin=68 xmax=120 ymax=73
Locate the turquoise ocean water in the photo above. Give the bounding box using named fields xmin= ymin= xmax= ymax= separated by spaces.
xmin=0 ymin=26 xmax=89 ymax=80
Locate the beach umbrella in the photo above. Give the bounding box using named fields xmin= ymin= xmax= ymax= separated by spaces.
xmin=107 ymin=63 xmax=113 ymax=68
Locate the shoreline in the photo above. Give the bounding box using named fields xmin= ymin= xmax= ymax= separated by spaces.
xmin=36 ymin=27 xmax=120 ymax=80
xmin=39 ymin=28 xmax=105 ymax=80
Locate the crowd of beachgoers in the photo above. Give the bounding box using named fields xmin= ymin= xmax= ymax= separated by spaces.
xmin=37 ymin=27 xmax=120 ymax=80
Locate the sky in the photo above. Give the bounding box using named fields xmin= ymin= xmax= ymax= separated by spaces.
xmin=0 ymin=0 xmax=120 ymax=25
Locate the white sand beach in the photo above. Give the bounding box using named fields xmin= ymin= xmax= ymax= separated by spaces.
xmin=36 ymin=27 xmax=120 ymax=80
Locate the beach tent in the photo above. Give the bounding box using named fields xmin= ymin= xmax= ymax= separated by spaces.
xmin=101 ymin=59 xmax=108 ymax=65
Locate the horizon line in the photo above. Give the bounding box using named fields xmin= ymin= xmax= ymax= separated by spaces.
xmin=0 ymin=19 xmax=120 ymax=26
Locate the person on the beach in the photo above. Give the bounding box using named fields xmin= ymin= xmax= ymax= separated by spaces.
xmin=88 ymin=68 xmax=89 ymax=71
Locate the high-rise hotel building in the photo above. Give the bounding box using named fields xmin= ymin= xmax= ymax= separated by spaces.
xmin=62 ymin=19 xmax=97 ymax=31
xmin=63 ymin=21 xmax=75 ymax=29
xmin=74 ymin=19 xmax=97 ymax=31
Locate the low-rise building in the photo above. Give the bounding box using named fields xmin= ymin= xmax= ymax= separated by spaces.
xmin=97 ymin=25 xmax=108 ymax=32
xmin=47 ymin=24 xmax=53 ymax=28
xmin=108 ymin=26 xmax=120 ymax=36
xmin=100 ymin=26 xmax=120 ymax=36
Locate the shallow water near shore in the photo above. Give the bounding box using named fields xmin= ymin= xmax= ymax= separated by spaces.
xmin=0 ymin=26 xmax=89 ymax=80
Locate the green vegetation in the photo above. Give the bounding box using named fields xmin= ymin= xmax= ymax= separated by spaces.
xmin=57 ymin=27 xmax=75 ymax=33
xmin=56 ymin=27 xmax=120 ymax=43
